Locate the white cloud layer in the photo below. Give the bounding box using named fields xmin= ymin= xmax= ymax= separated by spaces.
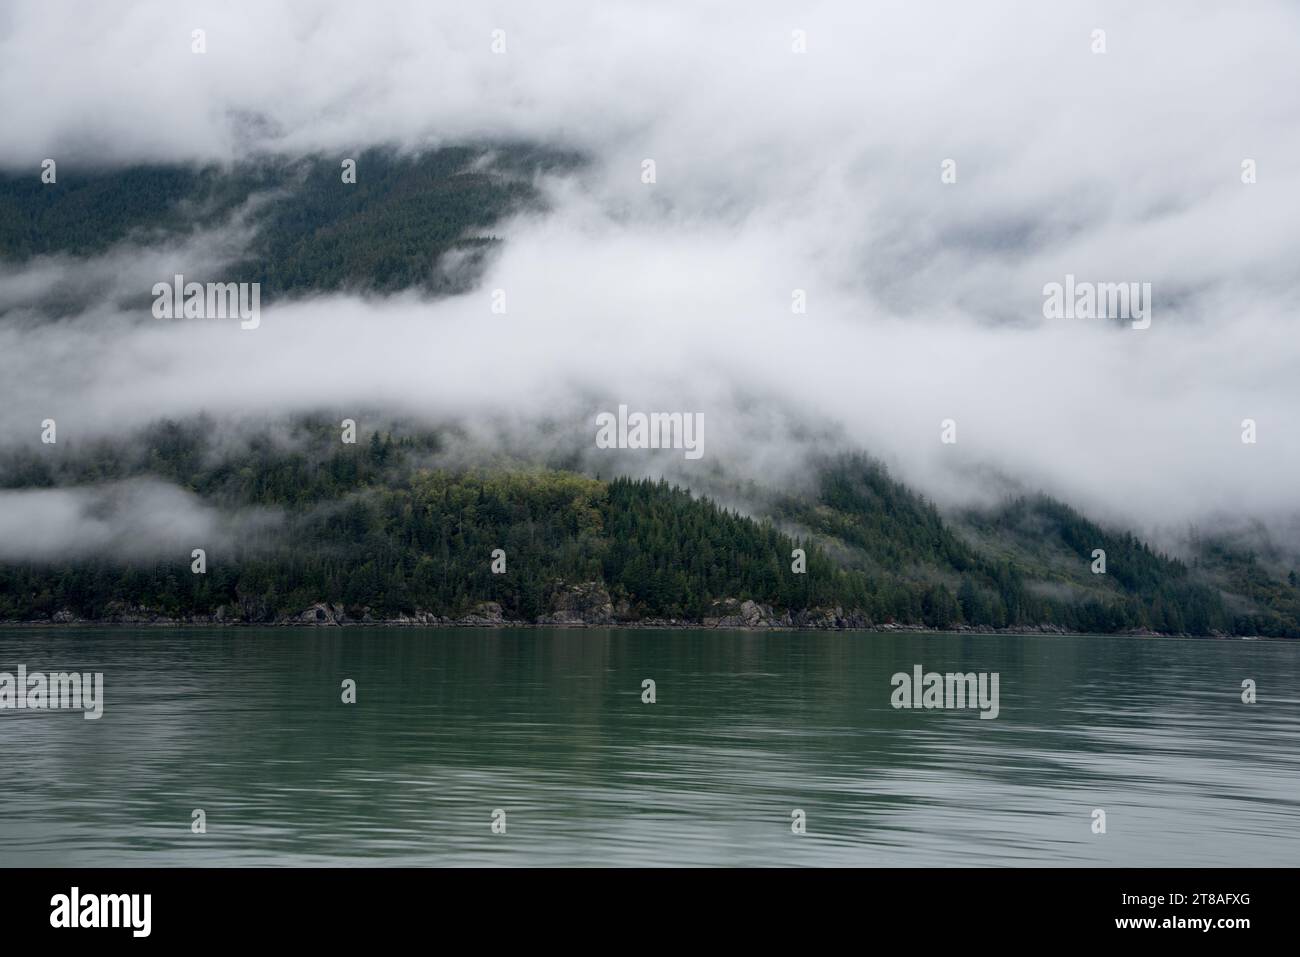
xmin=1 ymin=0 xmax=1297 ymax=547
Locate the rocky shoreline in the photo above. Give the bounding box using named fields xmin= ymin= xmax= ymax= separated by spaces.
xmin=1 ymin=583 xmax=1213 ymax=637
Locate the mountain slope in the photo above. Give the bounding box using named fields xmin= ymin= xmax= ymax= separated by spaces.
xmin=2 ymin=424 xmax=1293 ymax=634
xmin=1 ymin=155 xmax=1294 ymax=636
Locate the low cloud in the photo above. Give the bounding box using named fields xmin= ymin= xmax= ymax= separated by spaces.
xmin=0 ymin=479 xmax=279 ymax=562
xmin=0 ymin=0 xmax=1297 ymax=552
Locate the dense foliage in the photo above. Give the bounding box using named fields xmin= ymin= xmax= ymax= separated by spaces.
xmin=2 ymin=155 xmax=1294 ymax=636
xmin=2 ymin=425 xmax=1294 ymax=635
xmin=0 ymin=145 xmax=570 ymax=308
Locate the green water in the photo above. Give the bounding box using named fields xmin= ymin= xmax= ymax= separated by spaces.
xmin=0 ymin=627 xmax=1297 ymax=866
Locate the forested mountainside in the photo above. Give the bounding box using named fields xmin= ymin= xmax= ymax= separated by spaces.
xmin=1 ymin=420 xmax=1295 ymax=635
xmin=0 ymin=144 xmax=573 ymax=312
xmin=1 ymin=153 xmax=1295 ymax=635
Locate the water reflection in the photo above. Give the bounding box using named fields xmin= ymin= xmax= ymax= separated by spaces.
xmin=0 ymin=628 xmax=1296 ymax=866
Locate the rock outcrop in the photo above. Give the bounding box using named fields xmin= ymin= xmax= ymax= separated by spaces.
xmin=538 ymin=582 xmax=614 ymax=625
xmin=452 ymin=601 xmax=506 ymax=626
xmin=704 ymin=598 xmax=787 ymax=628
xmin=295 ymin=602 xmax=345 ymax=625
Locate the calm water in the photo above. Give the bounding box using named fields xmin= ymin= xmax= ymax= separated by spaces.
xmin=0 ymin=627 xmax=1297 ymax=866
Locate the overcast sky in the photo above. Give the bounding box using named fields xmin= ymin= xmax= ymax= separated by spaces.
xmin=1 ymin=0 xmax=1298 ymax=554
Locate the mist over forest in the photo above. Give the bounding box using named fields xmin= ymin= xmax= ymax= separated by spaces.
xmin=2 ymin=1 xmax=1298 ymax=635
